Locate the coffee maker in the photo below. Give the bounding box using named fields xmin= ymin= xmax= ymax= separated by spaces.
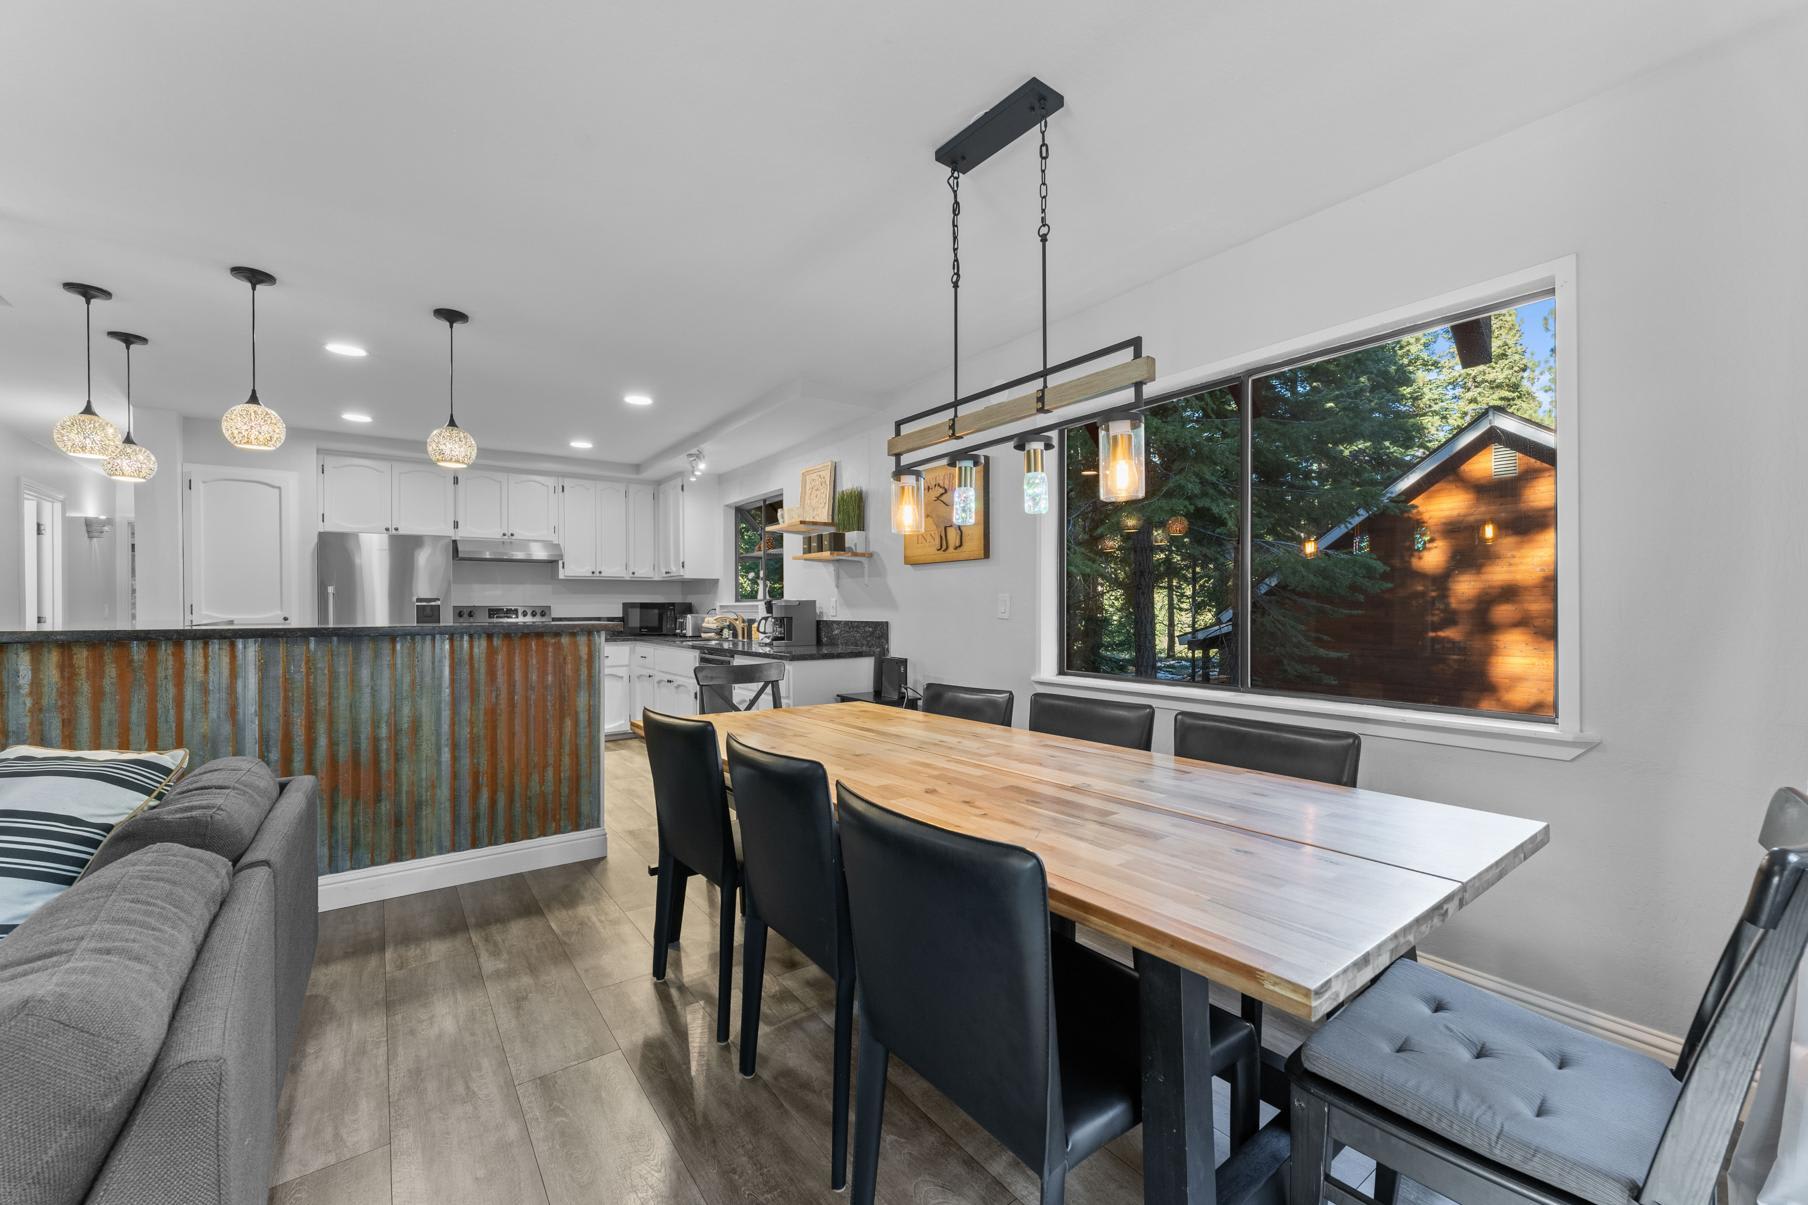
xmin=756 ymin=599 xmax=817 ymax=646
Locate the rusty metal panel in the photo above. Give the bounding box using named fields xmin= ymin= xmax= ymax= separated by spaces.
xmin=0 ymin=631 xmax=604 ymax=875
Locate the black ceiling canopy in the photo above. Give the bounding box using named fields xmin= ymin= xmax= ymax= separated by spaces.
xmin=934 ymin=77 xmax=1064 ymax=174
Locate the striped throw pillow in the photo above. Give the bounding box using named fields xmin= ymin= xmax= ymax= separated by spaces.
xmin=0 ymin=745 xmax=188 ymax=940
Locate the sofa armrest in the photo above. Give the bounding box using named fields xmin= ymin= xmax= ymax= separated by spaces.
xmin=238 ymin=776 xmax=319 ymax=1099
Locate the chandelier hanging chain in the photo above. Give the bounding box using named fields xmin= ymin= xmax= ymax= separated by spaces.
xmin=948 ymin=167 xmax=962 ymax=440
xmin=1037 ymin=113 xmax=1051 ymax=413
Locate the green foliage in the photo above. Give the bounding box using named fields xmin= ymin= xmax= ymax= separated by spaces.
xmin=834 ymin=487 xmax=865 ymax=533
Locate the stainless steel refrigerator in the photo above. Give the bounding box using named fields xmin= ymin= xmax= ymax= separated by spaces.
xmin=316 ymin=532 xmax=453 ymax=626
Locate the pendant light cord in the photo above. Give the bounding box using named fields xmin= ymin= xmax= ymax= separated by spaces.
xmin=84 ymin=297 xmax=93 ymax=405
xmin=124 ymin=342 xmax=133 ymax=436
xmin=248 ymin=280 xmax=260 ymax=401
xmin=948 ymin=167 xmax=962 ymax=440
xmin=446 ymin=318 xmax=457 ymax=426
xmin=1037 ymin=113 xmax=1050 ymax=411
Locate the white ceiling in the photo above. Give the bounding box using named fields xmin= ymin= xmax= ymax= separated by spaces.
xmin=1 ymin=0 xmax=1796 ymax=476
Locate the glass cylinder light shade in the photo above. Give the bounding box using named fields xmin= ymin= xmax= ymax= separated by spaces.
xmin=103 ymin=438 xmax=157 ymax=483
xmin=1021 ymin=442 xmax=1049 ymax=515
xmin=52 ymin=404 xmax=122 ymax=460
xmin=1098 ymin=417 xmax=1146 ymax=502
xmin=951 ymin=458 xmax=978 ymax=527
xmin=890 ymin=471 xmax=924 ymax=535
xmin=222 ymin=398 xmax=287 ymax=450
xmin=427 ymin=421 xmax=478 ymax=469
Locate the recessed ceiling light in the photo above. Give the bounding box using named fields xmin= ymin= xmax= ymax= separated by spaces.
xmin=569 ymin=439 xmax=593 ymax=449
xmin=623 ymin=393 xmax=653 ymax=407
xmin=325 ymin=342 xmax=368 ymax=357
xmin=341 ymin=411 xmax=373 ymax=423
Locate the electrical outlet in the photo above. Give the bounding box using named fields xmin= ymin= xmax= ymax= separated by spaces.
xmin=827 ymin=597 xmax=839 ymax=617
xmin=996 ymin=592 xmax=1011 ymax=620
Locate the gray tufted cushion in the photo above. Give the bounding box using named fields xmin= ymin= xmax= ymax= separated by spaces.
xmin=86 ymin=757 xmax=278 ymax=876
xmin=1301 ymin=959 xmax=1681 ymax=1205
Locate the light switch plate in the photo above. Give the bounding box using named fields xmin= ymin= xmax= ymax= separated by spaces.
xmin=996 ymin=592 xmax=1011 ymax=619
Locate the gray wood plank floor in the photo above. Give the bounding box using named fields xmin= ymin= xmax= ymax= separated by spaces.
xmin=270 ymin=738 xmax=1410 ymax=1204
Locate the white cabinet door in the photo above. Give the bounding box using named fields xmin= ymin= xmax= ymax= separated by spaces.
xmin=559 ymin=478 xmax=599 ymax=577
xmin=320 ymin=456 xmax=393 ymax=532
xmin=630 ymin=667 xmax=655 ymax=723
xmin=391 ymin=463 xmax=457 ymax=535
xmin=597 ymin=482 xmax=629 ymax=577
xmin=603 ymin=664 xmax=630 ymax=734
xmin=678 ymin=476 xmax=720 ymax=580
xmin=507 ymin=474 xmax=559 ymax=540
xmin=455 ymin=470 xmax=508 ymax=538
xmin=185 ymin=465 xmax=301 ymax=626
xmin=627 ymin=483 xmax=658 ymax=578
xmin=657 ymin=480 xmax=683 ymax=577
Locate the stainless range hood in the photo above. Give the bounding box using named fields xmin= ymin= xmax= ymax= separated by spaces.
xmin=453 ymin=537 xmax=563 ymax=563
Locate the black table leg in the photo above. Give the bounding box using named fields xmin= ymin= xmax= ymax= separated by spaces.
xmin=1135 ymin=950 xmax=1217 ymax=1205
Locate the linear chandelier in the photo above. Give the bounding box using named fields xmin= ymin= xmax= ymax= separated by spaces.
xmin=890 ymin=78 xmax=1156 ymax=535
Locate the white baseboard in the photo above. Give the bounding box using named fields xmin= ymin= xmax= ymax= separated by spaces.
xmin=1420 ymin=954 xmax=1682 ymax=1065
xmin=317 ymin=829 xmax=609 ymax=911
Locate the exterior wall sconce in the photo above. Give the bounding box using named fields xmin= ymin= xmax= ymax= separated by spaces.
xmin=1302 ymin=536 xmax=1320 ymax=559
xmin=1480 ymin=519 xmax=1498 ymax=544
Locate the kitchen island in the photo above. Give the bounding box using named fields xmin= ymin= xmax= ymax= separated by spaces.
xmin=0 ymin=622 xmax=607 ymax=890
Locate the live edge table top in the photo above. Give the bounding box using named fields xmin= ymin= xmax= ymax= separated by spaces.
xmin=648 ymin=702 xmax=1548 ymax=1021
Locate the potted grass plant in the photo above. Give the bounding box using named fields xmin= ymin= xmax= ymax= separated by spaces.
xmin=835 ymin=486 xmax=866 ymax=553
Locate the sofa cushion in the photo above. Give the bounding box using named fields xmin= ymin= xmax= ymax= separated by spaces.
xmin=1300 ymin=959 xmax=1682 ymax=1205
xmin=0 ymin=843 xmax=230 ymax=1205
xmin=87 ymin=757 xmax=278 ymax=877
xmin=0 ymin=745 xmax=188 ymax=941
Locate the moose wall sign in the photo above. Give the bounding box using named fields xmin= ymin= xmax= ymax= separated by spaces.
xmin=904 ymin=457 xmax=989 ymax=565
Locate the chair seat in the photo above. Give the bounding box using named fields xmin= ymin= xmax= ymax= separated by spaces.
xmin=1050 ymin=939 xmax=1257 ymax=1164
xmin=1300 ymin=960 xmax=1681 ymax=1205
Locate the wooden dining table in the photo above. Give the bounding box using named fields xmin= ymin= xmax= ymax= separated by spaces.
xmin=640 ymin=701 xmax=1548 ymax=1205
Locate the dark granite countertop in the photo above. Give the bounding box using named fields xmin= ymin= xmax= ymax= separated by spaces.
xmin=623 ymin=635 xmax=879 ymax=662
xmin=0 ymin=621 xmax=616 ymax=644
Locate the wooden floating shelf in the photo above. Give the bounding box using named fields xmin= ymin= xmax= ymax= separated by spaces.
xmin=794 ymin=551 xmax=874 ymax=562
xmin=766 ymin=520 xmax=837 ymax=534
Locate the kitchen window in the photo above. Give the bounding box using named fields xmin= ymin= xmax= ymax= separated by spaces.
xmin=734 ymin=494 xmax=784 ymax=601
xmin=1061 ymin=292 xmax=1560 ymax=721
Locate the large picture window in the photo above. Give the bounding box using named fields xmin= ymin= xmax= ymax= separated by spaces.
xmin=1062 ymin=294 xmax=1558 ymax=719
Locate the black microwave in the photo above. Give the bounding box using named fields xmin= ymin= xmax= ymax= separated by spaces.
xmin=621 ymin=601 xmax=692 ymax=635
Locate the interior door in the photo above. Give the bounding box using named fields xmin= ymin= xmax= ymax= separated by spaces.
xmin=184 ymin=464 xmax=300 ymax=626
xmin=626 ymin=483 xmax=657 ymax=578
xmin=391 ymin=463 xmax=457 ymax=535
xmin=597 ymin=482 xmax=629 ymax=577
xmin=455 ymin=470 xmax=508 ymax=538
xmin=560 ymin=478 xmax=599 ymax=576
xmin=507 ymin=474 xmax=559 ymax=540
xmin=320 ymin=455 xmax=393 ymax=532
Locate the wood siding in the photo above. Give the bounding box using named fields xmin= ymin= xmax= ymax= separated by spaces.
xmin=0 ymin=630 xmax=602 ymax=873
xmin=1263 ymin=441 xmax=1557 ymax=716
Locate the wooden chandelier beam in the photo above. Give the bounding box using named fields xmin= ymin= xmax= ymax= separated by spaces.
xmin=886 ymin=355 xmax=1156 ymax=458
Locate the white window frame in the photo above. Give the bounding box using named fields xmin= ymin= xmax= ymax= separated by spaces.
xmin=1033 ymin=256 xmax=1594 ymax=761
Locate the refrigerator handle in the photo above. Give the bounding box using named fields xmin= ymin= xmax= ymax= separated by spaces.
xmin=325 ymin=584 xmax=335 ymax=627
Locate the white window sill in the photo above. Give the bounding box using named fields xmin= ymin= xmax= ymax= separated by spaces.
xmin=1030 ymin=674 xmax=1599 ymax=762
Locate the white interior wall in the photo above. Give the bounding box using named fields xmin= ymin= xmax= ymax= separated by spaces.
xmin=0 ymin=426 xmax=118 ymax=629
xmin=709 ymin=17 xmax=1808 ymax=1037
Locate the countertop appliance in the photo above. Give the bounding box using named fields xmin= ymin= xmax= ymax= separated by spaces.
xmin=318 ymin=532 xmax=453 ymax=627
xmin=622 ymin=601 xmax=693 ymax=635
xmin=757 ymin=598 xmax=817 ymax=646
xmin=452 ymin=605 xmax=552 ymax=623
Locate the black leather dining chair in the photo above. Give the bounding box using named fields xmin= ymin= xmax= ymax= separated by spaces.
xmin=641 ymin=709 xmax=740 ymax=1043
xmin=696 ymin=660 xmax=785 ymax=714
xmin=727 ymin=735 xmax=857 ymax=1190
xmin=837 ymin=784 xmax=1259 ymax=1205
xmin=1028 ymin=691 xmax=1156 ymax=750
xmin=921 ymin=682 xmax=1016 ymax=727
xmin=1173 ymin=712 xmax=1361 ymax=787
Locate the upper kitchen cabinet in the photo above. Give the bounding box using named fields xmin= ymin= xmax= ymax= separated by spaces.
xmin=321 ymin=455 xmax=456 ymax=536
xmin=657 ymin=476 xmax=720 ymax=579
xmin=453 ymin=470 xmax=557 ymax=539
xmin=597 ymin=482 xmax=629 ymax=576
xmin=626 ymin=483 xmax=658 ymax=578
xmin=559 ymin=477 xmax=599 ymax=576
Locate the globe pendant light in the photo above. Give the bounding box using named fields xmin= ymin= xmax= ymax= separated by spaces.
xmin=1014 ymin=434 xmax=1053 ymax=515
xmin=220 ymin=267 xmax=286 ymax=450
xmin=1098 ymin=415 xmax=1146 ymax=502
xmin=52 ymin=283 xmax=123 ymax=459
xmin=102 ymin=331 xmax=156 ymax=483
xmin=890 ymin=469 xmax=924 ymax=535
xmin=426 ymin=308 xmax=477 ymax=469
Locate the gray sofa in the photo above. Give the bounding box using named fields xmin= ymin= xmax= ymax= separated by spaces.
xmin=0 ymin=758 xmax=319 ymax=1205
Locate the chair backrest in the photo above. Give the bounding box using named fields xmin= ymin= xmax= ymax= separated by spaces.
xmin=1027 ymin=691 xmax=1155 ymax=751
xmin=727 ymin=736 xmax=849 ymax=980
xmin=1641 ymin=787 xmax=1808 ymax=1205
xmin=836 ymin=784 xmax=1059 ymax=1172
xmin=922 ymin=683 xmax=1016 ymax=727
xmin=641 ymin=709 xmax=736 ymax=884
xmin=695 ymin=660 xmax=785 ymax=714
xmin=1172 ymin=712 xmax=1360 ymax=787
